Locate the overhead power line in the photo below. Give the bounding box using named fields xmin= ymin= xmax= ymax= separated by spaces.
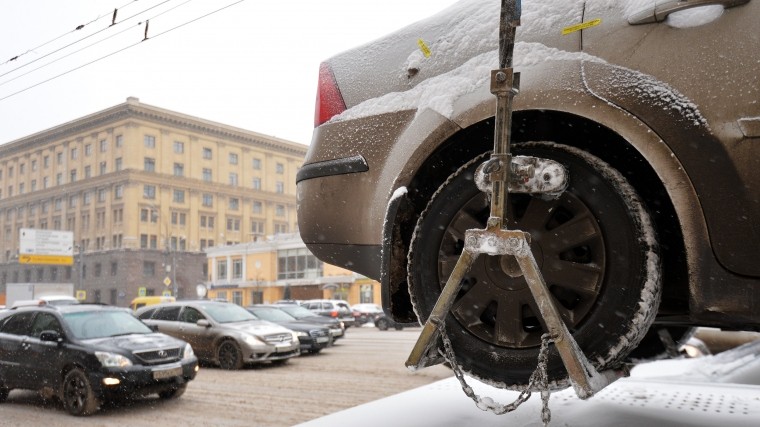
xmin=0 ymin=0 xmax=247 ymax=103
xmin=1 ymin=0 xmax=138 ymax=67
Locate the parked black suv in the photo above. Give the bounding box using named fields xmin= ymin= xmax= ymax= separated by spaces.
xmin=0 ymin=304 xmax=198 ymax=415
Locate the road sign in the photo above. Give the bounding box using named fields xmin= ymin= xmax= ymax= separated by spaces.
xmin=138 ymin=287 xmax=147 ymax=297
xmin=162 ymin=290 xmax=172 ymax=297
xmin=163 ymin=277 xmax=172 ymax=287
xmin=19 ymin=228 xmax=74 ymax=265
xmin=75 ymin=290 xmax=87 ymax=301
xmin=18 ymin=254 xmax=73 ymax=266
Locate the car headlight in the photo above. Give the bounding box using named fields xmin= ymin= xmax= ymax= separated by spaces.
xmin=243 ymin=334 xmax=263 ymax=346
xmin=95 ymin=351 xmax=132 ymax=368
xmin=295 ymin=331 xmax=308 ymax=337
xmin=182 ymin=343 xmax=195 ymax=360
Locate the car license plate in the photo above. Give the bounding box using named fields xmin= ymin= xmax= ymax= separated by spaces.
xmin=153 ymin=366 xmax=182 ymax=380
xmin=317 ymin=337 xmax=330 ymax=343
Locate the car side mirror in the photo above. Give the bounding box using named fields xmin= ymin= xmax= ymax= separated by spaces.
xmin=147 ymin=324 xmax=159 ymax=332
xmin=39 ymin=330 xmax=63 ymax=344
xmin=197 ymin=319 xmax=211 ymax=328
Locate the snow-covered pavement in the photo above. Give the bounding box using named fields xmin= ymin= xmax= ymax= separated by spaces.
xmin=297 ymin=340 xmax=760 ymax=426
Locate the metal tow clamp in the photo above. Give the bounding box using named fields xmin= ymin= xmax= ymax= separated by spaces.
xmin=406 ymin=0 xmax=625 ymax=400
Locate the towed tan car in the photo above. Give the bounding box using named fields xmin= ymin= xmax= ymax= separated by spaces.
xmin=297 ymin=0 xmax=760 ymax=388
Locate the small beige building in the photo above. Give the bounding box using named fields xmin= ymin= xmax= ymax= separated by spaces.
xmin=204 ymin=233 xmax=381 ymax=307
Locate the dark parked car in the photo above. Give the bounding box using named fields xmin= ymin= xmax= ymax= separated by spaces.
xmin=136 ymin=301 xmax=300 ymax=369
xmin=297 ymin=0 xmax=760 ymax=389
xmin=0 ymin=304 xmax=198 ymax=415
xmin=301 ymin=299 xmax=355 ymax=328
xmin=351 ymin=303 xmax=384 ymax=325
xmin=374 ymin=313 xmax=406 ymax=331
xmin=275 ymin=304 xmax=346 ymax=341
xmin=247 ymin=305 xmax=332 ymax=353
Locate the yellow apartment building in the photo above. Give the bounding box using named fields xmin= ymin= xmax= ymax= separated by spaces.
xmin=0 ymin=97 xmax=306 ymax=306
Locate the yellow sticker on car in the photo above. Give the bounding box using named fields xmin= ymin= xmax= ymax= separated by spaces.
xmin=562 ymin=18 xmax=601 ymax=35
xmin=417 ymin=38 xmax=431 ymax=58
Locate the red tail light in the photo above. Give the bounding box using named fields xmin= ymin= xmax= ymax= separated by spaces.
xmin=314 ymin=62 xmax=347 ymax=127
xmin=330 ymin=310 xmax=339 ymax=318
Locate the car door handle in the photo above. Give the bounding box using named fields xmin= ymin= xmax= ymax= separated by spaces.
xmin=628 ymin=0 xmax=750 ymax=25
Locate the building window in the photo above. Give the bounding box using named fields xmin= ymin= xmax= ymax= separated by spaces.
xmin=144 ymin=135 xmax=156 ymax=148
xmin=31 ymin=160 xmax=37 ymax=171
xmin=143 ymin=185 xmax=156 ymax=199
xmin=229 ymin=198 xmax=239 ymax=210
xmin=143 ymin=261 xmax=155 ymax=276
xmin=217 ymin=260 xmax=227 ymax=280
xmin=275 ymin=223 xmax=289 ymax=234
xmin=57 ymin=152 xmax=63 ymax=164
xmin=115 ymin=157 xmax=122 ymax=171
xmin=100 ymin=139 xmax=108 ymax=152
xmin=70 ymin=147 xmax=78 ymax=160
xmin=141 ymin=208 xmax=158 ymax=223
xmin=31 ymin=180 xmax=37 ymax=191
xmin=229 ymin=173 xmax=238 ymax=186
xmin=68 ymin=195 xmax=77 ymax=208
xmin=43 ymin=155 xmax=50 ymax=168
xmin=275 ymin=204 xmax=286 ymax=217
xmin=94 ymin=263 xmax=101 ymax=277
xmin=173 ymin=141 xmax=184 ymax=153
xmin=173 ymin=163 xmax=184 ymax=177
xmin=115 ymin=135 xmax=123 ymax=148
xmin=232 ymin=259 xmax=242 ymax=280
xmin=229 ymin=153 xmax=238 ymax=165
xmin=252 ymin=201 xmax=262 ymax=214
xmin=276 ymin=181 xmax=284 ymax=194
xmin=84 ymin=165 xmax=91 ymax=178
xmin=202 ymin=168 xmax=212 ymax=182
xmin=18 ymin=183 xmax=25 ymax=195
xmin=252 ymin=178 xmax=261 ymax=190
xmin=112 ymin=234 xmax=122 ymax=248
xmin=202 ymin=193 xmax=213 ymax=207
xmin=56 ymin=173 xmax=62 ymax=186
xmin=70 ymin=170 xmax=77 ymax=182
xmin=276 ymin=162 xmax=284 ymax=174
xmin=202 ymin=147 xmax=212 ymax=159
xmin=252 ymin=158 xmax=261 ymax=170
xmin=171 ymin=211 xmax=186 ymax=226
xmin=99 ymin=161 xmax=107 ymax=175
xmin=173 ymin=189 xmax=185 ymax=203
xmin=277 ymin=248 xmax=322 ymax=280
xmin=232 ymin=291 xmax=243 ymax=305
xmin=226 ymin=218 xmax=240 ymax=231
xmin=97 ymin=188 xmax=106 ymax=202
xmin=85 ymin=144 xmax=93 ymax=156
xmin=114 ymin=184 xmax=123 ymax=199
xmin=251 ymin=220 xmax=264 ymax=236
xmin=113 ymin=209 xmax=123 ymax=224
xmin=144 ymin=158 xmax=155 ymax=172
xmin=111 ymin=261 xmax=118 ymax=276
xmin=55 ymin=198 xmax=62 ymax=211
xmin=201 ymin=215 xmax=215 ymax=229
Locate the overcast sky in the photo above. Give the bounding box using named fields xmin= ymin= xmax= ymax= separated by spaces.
xmin=0 ymin=0 xmax=460 ymax=147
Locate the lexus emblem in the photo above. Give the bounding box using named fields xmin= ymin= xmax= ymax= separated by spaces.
xmin=157 ymin=350 xmax=167 ymax=358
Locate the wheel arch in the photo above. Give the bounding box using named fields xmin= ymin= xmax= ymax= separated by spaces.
xmin=382 ymin=107 xmax=701 ymax=324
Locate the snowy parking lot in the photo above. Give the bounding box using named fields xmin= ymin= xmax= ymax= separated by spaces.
xmin=298 ymin=338 xmax=760 ymax=426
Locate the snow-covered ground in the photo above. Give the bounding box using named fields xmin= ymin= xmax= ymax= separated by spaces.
xmin=297 ymin=340 xmax=760 ymax=426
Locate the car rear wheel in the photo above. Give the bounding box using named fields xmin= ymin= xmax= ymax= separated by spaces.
xmin=217 ymin=340 xmax=244 ymax=370
xmin=376 ymin=318 xmax=390 ymax=331
xmin=62 ymin=368 xmax=99 ymax=416
xmin=408 ymin=142 xmax=662 ymax=389
xmin=158 ymin=383 xmax=187 ymax=399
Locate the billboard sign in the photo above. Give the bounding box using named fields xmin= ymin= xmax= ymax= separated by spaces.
xmin=18 ymin=228 xmax=74 ymax=265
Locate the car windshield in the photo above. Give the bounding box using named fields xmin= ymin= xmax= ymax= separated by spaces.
xmin=64 ymin=310 xmax=152 ymax=340
xmin=250 ymin=308 xmax=296 ymax=322
xmin=200 ymin=303 xmax=257 ymax=323
xmin=278 ymin=305 xmax=318 ymax=319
